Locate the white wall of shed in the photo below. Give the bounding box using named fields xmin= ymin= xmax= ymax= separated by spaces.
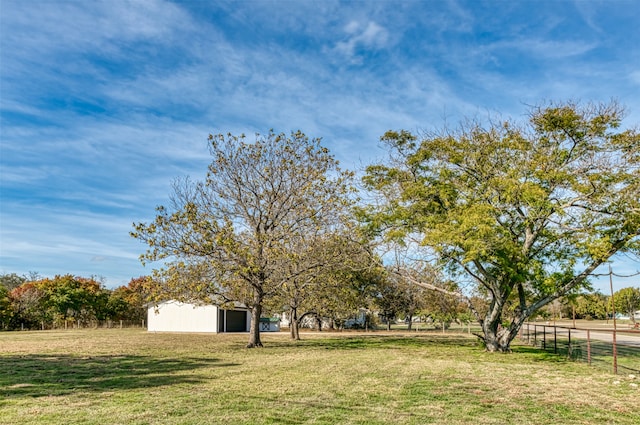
xmin=147 ymin=301 xmax=218 ymax=333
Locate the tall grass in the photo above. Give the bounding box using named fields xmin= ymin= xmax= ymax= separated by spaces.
xmin=1 ymin=329 xmax=638 ymax=424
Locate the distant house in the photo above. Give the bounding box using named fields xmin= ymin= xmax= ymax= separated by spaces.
xmin=148 ymin=300 xmax=261 ymax=333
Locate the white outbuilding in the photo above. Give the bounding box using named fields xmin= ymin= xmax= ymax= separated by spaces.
xmin=147 ymin=300 xmax=252 ymax=333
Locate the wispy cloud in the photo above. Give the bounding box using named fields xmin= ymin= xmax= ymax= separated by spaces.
xmin=330 ymin=20 xmax=390 ymax=64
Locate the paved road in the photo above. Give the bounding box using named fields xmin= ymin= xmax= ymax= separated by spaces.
xmin=571 ymin=329 xmax=640 ymax=348
xmin=525 ymin=323 xmax=640 ymax=348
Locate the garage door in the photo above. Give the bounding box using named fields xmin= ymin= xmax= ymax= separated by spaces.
xmin=225 ymin=310 xmax=248 ymax=332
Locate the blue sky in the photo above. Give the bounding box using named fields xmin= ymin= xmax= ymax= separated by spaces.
xmin=1 ymin=0 xmax=639 ymax=292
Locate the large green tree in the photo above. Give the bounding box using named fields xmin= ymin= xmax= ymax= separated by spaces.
xmin=362 ymin=101 xmax=640 ymax=352
xmin=35 ymin=275 xmax=104 ymax=325
xmin=573 ymin=293 xmax=608 ymax=320
xmin=612 ymin=287 xmax=640 ymax=323
xmin=132 ymin=131 xmax=354 ymax=347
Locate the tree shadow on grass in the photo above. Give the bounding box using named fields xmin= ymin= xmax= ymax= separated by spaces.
xmin=510 ymin=345 xmax=574 ymax=362
xmin=0 ymin=354 xmax=238 ymax=399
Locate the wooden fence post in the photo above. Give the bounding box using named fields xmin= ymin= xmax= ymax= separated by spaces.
xmin=613 ymin=329 xmax=618 ymax=374
xmin=587 ymin=329 xmax=591 ymax=366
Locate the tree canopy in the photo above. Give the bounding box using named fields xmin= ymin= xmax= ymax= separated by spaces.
xmin=362 ymin=101 xmax=640 ymax=351
xmin=612 ymin=286 xmax=640 ymax=323
xmin=1 ymin=273 xmax=147 ymax=330
xmin=132 ymin=131 xmax=356 ymax=347
xmin=271 ymin=232 xmax=378 ymax=339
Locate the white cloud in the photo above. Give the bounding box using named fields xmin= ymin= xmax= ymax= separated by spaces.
xmin=332 ymin=21 xmax=390 ymax=63
xmin=506 ymin=38 xmax=596 ymax=60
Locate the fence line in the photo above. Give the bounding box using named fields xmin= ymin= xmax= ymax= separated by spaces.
xmin=519 ymin=323 xmax=640 ymax=375
xmin=17 ymin=319 xmax=146 ymax=331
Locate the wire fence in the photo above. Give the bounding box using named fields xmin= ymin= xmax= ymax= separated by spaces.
xmin=16 ymin=319 xmax=146 ymax=331
xmin=520 ymin=323 xmax=640 ymax=375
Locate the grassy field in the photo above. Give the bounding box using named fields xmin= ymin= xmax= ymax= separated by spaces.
xmin=1 ymin=329 xmax=639 ymax=424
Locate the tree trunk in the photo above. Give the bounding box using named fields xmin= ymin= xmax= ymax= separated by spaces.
xmin=482 ymin=326 xmax=511 ymax=352
xmin=387 ymin=319 xmax=392 ymax=331
xmin=481 ymin=311 xmax=527 ymax=353
xmin=290 ymin=308 xmax=300 ymax=340
xmin=292 ymin=319 xmax=300 ymax=340
xmin=407 ymin=314 xmax=413 ymax=331
xmin=247 ymin=297 xmax=263 ymax=348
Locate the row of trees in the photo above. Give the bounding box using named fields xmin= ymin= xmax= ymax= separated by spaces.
xmin=273 ymin=262 xmax=473 ymax=337
xmin=132 ymin=101 xmax=640 ymax=351
xmin=0 ymin=273 xmax=147 ymax=330
xmin=0 ymin=268 xmax=477 ymax=334
xmin=3 ymin=270 xmax=636 ymax=332
xmin=543 ymin=287 xmax=640 ymax=322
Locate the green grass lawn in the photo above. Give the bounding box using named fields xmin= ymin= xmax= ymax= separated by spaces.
xmin=1 ymin=329 xmax=638 ymax=424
